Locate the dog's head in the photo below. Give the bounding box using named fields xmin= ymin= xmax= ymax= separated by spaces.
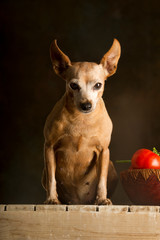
xmin=50 ymin=39 xmax=121 ymax=113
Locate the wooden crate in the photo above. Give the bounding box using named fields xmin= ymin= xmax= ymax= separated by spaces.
xmin=0 ymin=204 xmax=160 ymax=239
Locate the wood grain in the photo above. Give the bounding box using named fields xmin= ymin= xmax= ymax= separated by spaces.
xmin=1 ymin=205 xmax=160 ymax=240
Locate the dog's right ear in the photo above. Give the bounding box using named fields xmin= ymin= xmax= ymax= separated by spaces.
xmin=50 ymin=40 xmax=72 ymax=78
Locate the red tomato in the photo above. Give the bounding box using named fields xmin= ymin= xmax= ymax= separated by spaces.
xmin=131 ymin=148 xmax=160 ymax=169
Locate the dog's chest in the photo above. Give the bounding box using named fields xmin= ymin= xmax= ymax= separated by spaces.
xmin=53 ymin=108 xmax=112 ymax=154
xmin=55 ymin=133 xmax=100 ymax=153
xmin=55 ymin=134 xmax=99 ymax=184
xmin=55 ymin=116 xmax=104 ymax=151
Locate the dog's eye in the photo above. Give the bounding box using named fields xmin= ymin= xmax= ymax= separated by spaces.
xmin=70 ymin=82 xmax=80 ymax=90
xmin=94 ymin=82 xmax=102 ymax=90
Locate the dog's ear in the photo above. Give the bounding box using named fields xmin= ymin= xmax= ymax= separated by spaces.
xmin=100 ymin=39 xmax=121 ymax=77
xmin=50 ymin=40 xmax=72 ymax=78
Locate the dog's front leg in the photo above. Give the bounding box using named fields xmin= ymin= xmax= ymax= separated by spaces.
xmin=96 ymin=148 xmax=112 ymax=205
xmin=44 ymin=143 xmax=60 ymax=204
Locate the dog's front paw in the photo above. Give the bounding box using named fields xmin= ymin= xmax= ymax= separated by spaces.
xmin=95 ymin=197 xmax=112 ymax=205
xmin=44 ymin=197 xmax=61 ymax=205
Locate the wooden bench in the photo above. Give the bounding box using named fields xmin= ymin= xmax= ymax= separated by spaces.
xmin=0 ymin=204 xmax=160 ymax=239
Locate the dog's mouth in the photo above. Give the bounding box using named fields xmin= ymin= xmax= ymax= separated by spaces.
xmin=79 ymin=109 xmax=93 ymax=114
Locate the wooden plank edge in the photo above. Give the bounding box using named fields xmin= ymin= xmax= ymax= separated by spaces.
xmin=0 ymin=204 xmax=160 ymax=213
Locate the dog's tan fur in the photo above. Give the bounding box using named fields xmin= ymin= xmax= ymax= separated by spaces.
xmin=42 ymin=39 xmax=121 ymax=205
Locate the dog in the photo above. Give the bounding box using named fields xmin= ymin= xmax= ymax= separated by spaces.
xmin=42 ymin=39 xmax=121 ymax=205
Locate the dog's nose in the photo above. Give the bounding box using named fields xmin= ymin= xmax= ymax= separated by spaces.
xmin=80 ymin=102 xmax=92 ymax=111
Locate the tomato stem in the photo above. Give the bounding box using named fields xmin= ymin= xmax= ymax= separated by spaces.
xmin=153 ymin=147 xmax=160 ymax=156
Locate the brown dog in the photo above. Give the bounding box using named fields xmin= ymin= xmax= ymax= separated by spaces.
xmin=42 ymin=39 xmax=121 ymax=205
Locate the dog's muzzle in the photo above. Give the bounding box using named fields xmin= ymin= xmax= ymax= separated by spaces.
xmin=80 ymin=101 xmax=92 ymax=112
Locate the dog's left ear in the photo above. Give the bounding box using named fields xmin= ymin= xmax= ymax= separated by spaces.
xmin=50 ymin=40 xmax=72 ymax=78
xmin=100 ymin=39 xmax=121 ymax=77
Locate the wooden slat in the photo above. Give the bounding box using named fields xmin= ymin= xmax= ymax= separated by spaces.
xmin=6 ymin=204 xmax=35 ymax=211
xmin=1 ymin=205 xmax=160 ymax=240
xmin=98 ymin=205 xmax=128 ymax=213
xmin=67 ymin=205 xmax=97 ymax=212
xmin=36 ymin=204 xmax=67 ymax=211
xmin=130 ymin=205 xmax=159 ymax=213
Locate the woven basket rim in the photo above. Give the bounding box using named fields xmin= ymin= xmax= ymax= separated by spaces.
xmin=120 ymin=168 xmax=160 ymax=181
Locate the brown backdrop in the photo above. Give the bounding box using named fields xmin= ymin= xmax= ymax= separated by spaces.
xmin=1 ymin=0 xmax=160 ymax=204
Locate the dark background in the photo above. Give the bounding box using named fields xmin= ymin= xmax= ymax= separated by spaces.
xmin=1 ymin=0 xmax=160 ymax=205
